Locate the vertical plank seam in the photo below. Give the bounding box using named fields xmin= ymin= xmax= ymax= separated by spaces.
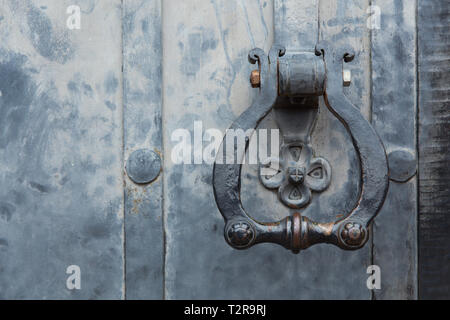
xmin=121 ymin=0 xmax=127 ymax=300
xmin=160 ymin=0 xmax=167 ymax=300
xmin=368 ymin=0 xmax=375 ymax=301
xmin=415 ymin=0 xmax=420 ymax=300
xmin=316 ymin=0 xmax=320 ymax=47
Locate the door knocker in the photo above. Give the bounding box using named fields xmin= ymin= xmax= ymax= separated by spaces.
xmin=212 ymin=43 xmax=389 ymax=253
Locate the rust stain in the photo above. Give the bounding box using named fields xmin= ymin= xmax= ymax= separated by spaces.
xmin=250 ymin=69 xmax=260 ymax=88
xmin=131 ymin=197 xmax=143 ymax=214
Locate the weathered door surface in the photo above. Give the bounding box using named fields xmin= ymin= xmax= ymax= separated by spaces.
xmin=0 ymin=0 xmax=448 ymax=299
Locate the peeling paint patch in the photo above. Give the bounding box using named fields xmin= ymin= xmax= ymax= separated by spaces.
xmin=104 ymin=72 xmax=119 ymax=94
xmin=0 ymin=239 xmax=9 ymax=250
xmin=105 ymin=100 xmax=116 ymax=111
xmin=0 ymin=202 xmax=15 ymax=222
xmin=180 ymin=28 xmax=218 ymax=77
xmin=0 ymin=54 xmax=36 ymax=149
xmin=26 ymin=5 xmax=74 ymax=64
xmin=28 ymin=181 xmax=52 ymax=193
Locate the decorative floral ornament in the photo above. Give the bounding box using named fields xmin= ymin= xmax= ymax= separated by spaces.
xmin=259 ymin=142 xmax=331 ymax=208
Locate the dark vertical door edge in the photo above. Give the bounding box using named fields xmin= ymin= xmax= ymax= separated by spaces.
xmin=418 ymin=0 xmax=450 ymax=300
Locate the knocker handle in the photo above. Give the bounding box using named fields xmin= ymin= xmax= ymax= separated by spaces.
xmin=212 ymin=44 xmax=388 ymax=253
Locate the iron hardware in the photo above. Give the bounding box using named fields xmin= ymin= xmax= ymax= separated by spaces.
xmin=213 ymin=44 xmax=389 ymax=253
xmin=126 ymin=149 xmax=161 ymax=184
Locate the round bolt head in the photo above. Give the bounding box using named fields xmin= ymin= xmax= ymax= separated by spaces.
xmin=341 ymin=222 xmax=366 ymax=247
xmin=348 ymin=227 xmax=361 ymax=240
xmin=387 ymin=149 xmax=417 ymax=182
xmin=250 ymin=70 xmax=260 ymax=88
xmin=226 ymin=221 xmax=255 ymax=248
xmin=288 ymin=166 xmax=305 ymax=185
xmin=126 ymin=149 xmax=161 ymax=184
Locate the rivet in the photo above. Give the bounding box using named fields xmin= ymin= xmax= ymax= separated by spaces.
xmin=340 ymin=222 xmax=366 ymax=246
xmin=388 ymin=149 xmax=417 ymax=182
xmin=226 ymin=221 xmax=255 ymax=248
xmin=126 ymin=149 xmax=161 ymax=184
xmin=250 ymin=70 xmax=260 ymax=88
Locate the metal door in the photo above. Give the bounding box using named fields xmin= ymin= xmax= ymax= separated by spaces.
xmin=0 ymin=0 xmax=448 ymax=299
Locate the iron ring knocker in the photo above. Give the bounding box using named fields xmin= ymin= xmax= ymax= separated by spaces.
xmin=212 ymin=42 xmax=389 ymax=253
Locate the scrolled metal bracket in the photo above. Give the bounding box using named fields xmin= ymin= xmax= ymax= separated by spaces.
xmin=212 ymin=43 xmax=389 ymax=253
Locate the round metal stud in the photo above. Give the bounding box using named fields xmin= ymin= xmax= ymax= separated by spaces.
xmin=226 ymin=221 xmax=255 ymax=248
xmin=126 ymin=149 xmax=161 ymax=184
xmin=340 ymin=222 xmax=366 ymax=247
xmin=387 ymin=149 xmax=417 ymax=182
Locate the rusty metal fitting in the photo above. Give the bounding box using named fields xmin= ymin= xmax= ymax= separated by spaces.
xmin=250 ymin=69 xmax=260 ymax=88
xmin=340 ymin=222 xmax=366 ymax=246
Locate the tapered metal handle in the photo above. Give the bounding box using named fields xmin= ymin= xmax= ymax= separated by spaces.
xmin=213 ymin=44 xmax=389 ymax=253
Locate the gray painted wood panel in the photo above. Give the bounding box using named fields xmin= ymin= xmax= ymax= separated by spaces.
xmin=317 ymin=0 xmax=372 ymax=299
xmin=0 ymin=0 xmax=124 ymax=299
xmin=123 ymin=0 xmax=164 ymax=299
xmin=162 ymin=0 xmax=374 ymax=299
xmin=274 ymin=0 xmax=318 ymax=51
xmin=371 ymin=0 xmax=418 ymax=300
xmin=243 ymin=0 xmax=372 ymax=299
xmin=0 ymin=0 xmax=428 ymax=300
xmin=162 ymin=0 xmax=291 ymax=299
